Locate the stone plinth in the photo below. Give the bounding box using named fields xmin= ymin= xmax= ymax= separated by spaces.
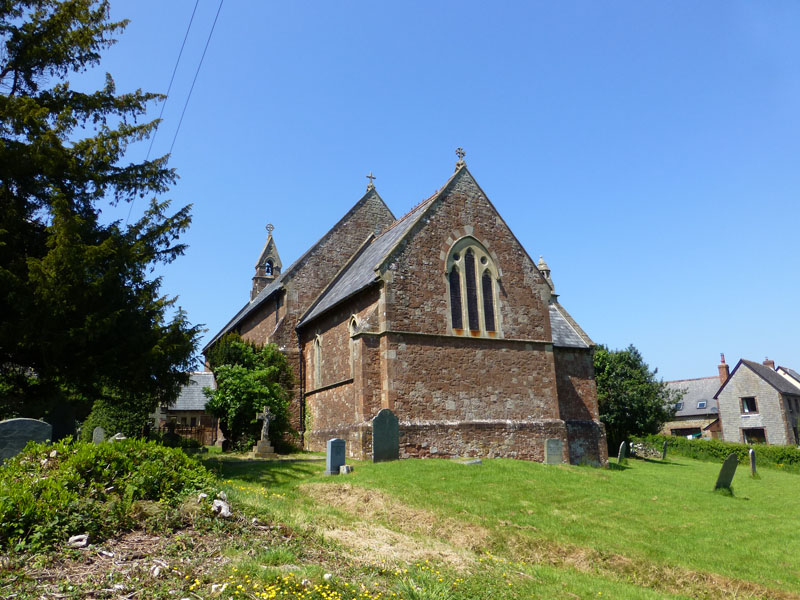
xmin=252 ymin=440 xmax=277 ymax=458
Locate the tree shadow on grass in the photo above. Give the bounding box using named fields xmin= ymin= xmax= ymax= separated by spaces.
xmin=638 ymin=457 xmax=688 ymax=467
xmin=203 ymin=456 xmax=322 ymax=488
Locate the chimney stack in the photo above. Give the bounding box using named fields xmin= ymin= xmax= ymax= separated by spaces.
xmin=763 ymin=357 xmax=775 ymax=370
xmin=718 ymin=353 xmax=730 ymax=384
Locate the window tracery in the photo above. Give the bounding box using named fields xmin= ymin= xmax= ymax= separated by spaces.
xmin=446 ymin=237 xmax=500 ymax=336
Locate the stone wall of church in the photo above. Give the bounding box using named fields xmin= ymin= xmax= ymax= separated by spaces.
xmin=381 ymin=172 xmax=552 ymax=341
xmin=553 ymin=347 xmax=598 ymax=421
xmin=384 ymin=333 xmax=559 ymax=421
xmin=400 ymin=420 xmax=567 ymax=461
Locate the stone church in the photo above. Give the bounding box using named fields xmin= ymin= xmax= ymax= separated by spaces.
xmin=204 ymin=155 xmax=607 ymax=465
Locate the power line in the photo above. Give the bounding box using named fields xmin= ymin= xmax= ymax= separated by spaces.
xmin=144 ymin=0 xmax=201 ymax=162
xmin=127 ymin=0 xmax=201 ymax=225
xmin=168 ymin=0 xmax=225 ymax=157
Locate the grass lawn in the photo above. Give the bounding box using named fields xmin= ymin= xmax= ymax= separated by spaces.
xmin=202 ymin=453 xmax=800 ymax=600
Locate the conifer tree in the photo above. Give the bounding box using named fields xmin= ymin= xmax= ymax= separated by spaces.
xmin=0 ymin=0 xmax=200 ymax=426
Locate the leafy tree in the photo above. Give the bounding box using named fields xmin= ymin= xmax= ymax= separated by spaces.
xmin=0 ymin=0 xmax=200 ymax=427
xmin=594 ymin=344 xmax=681 ymax=451
xmin=204 ymin=339 xmax=295 ymax=451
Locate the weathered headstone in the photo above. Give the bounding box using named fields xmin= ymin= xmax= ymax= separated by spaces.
xmin=545 ymin=438 xmax=563 ymax=465
xmin=749 ymin=448 xmax=756 ymax=477
xmin=661 ymin=441 xmax=668 ymax=460
xmin=252 ymin=406 xmax=277 ymax=458
xmin=0 ymin=418 xmax=52 ymax=462
xmin=372 ymin=408 xmax=399 ymax=462
xmin=110 ymin=433 xmax=127 ymax=442
xmin=714 ymin=453 xmax=738 ymax=490
xmin=617 ymin=441 xmax=627 ymax=464
xmin=92 ymin=426 xmax=106 ymax=444
xmin=325 ymin=438 xmax=346 ymax=475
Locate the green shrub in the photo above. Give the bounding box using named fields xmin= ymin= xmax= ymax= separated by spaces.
xmin=80 ymin=397 xmax=153 ymax=441
xmin=0 ymin=438 xmax=217 ymax=552
xmin=633 ymin=434 xmax=800 ymax=473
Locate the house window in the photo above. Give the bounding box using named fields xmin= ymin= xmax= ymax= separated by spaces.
xmin=190 ymin=417 xmax=197 ymax=427
xmin=743 ymin=428 xmax=766 ymax=444
xmin=674 ymin=402 xmax=683 ymax=411
xmin=313 ymin=335 xmax=322 ymax=388
xmin=697 ymin=401 xmax=707 ymax=409
xmin=446 ymin=237 xmax=500 ymax=336
xmin=741 ymin=397 xmax=758 ymax=414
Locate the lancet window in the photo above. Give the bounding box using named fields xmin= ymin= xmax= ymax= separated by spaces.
xmin=446 ymin=237 xmax=499 ymax=336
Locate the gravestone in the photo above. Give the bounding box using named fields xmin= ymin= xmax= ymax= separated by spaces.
xmin=0 ymin=418 xmax=52 ymax=462
xmin=661 ymin=441 xmax=668 ymax=460
xmin=252 ymin=406 xmax=277 ymax=458
xmin=372 ymin=408 xmax=399 ymax=462
xmin=544 ymin=438 xmax=563 ymax=465
xmin=749 ymin=448 xmax=756 ymax=477
xmin=714 ymin=453 xmax=738 ymax=490
xmin=617 ymin=441 xmax=628 ymax=464
xmin=92 ymin=426 xmax=106 ymax=444
xmin=325 ymin=438 xmax=346 ymax=475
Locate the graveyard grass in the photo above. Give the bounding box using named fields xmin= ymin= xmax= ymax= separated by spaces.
xmin=200 ymin=454 xmax=800 ymax=600
xmin=6 ymin=452 xmax=800 ymax=599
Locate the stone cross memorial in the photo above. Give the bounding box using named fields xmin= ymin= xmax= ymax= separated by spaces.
xmin=92 ymin=426 xmax=106 ymax=444
xmin=545 ymin=438 xmax=563 ymax=465
xmin=714 ymin=453 xmax=738 ymax=491
xmin=749 ymin=448 xmax=757 ymax=477
xmin=0 ymin=418 xmax=52 ymax=462
xmin=325 ymin=438 xmax=346 ymax=475
xmin=617 ymin=441 xmax=628 ymax=464
xmin=252 ymin=406 xmax=276 ymax=458
xmin=372 ymin=409 xmax=399 ymax=462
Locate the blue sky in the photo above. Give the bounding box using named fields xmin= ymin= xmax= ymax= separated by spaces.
xmin=81 ymin=1 xmax=800 ymax=380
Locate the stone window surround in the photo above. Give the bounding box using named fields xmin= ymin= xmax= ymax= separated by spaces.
xmin=445 ymin=236 xmax=502 ymax=338
xmin=740 ymin=396 xmax=758 ymax=414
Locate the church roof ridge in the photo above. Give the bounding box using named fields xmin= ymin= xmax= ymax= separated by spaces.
xmin=203 ymin=187 xmax=394 ymax=352
xmin=296 ymin=168 xmax=466 ymax=328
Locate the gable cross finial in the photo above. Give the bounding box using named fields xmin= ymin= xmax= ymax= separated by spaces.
xmin=366 ymin=171 xmax=376 ymax=190
xmin=455 ymin=147 xmax=466 ymax=170
xmin=266 ymin=223 xmax=274 ymax=235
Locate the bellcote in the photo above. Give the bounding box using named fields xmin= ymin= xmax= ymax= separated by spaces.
xmin=251 ymin=224 xmax=282 ymax=300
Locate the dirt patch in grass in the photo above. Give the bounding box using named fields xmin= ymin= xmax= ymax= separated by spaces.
xmin=302 ymin=483 xmax=489 ymax=550
xmin=323 ymin=523 xmax=474 ymax=569
xmin=506 ymin=534 xmax=800 ymax=600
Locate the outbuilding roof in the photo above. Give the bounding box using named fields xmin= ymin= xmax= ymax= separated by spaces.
xmin=171 ymin=372 xmax=216 ymax=411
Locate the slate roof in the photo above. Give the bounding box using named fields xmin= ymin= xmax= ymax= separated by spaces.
xmin=549 ymin=304 xmax=589 ymax=348
xmin=297 ymin=194 xmax=437 ymax=328
xmin=171 ymin=372 xmax=216 ymax=411
xmin=740 ymin=360 xmax=800 ymax=395
xmin=665 ymin=376 xmax=720 ymax=417
xmin=203 ymin=189 xmax=395 ymax=352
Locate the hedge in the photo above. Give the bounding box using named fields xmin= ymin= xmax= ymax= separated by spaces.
xmin=632 ymin=434 xmax=800 ymax=473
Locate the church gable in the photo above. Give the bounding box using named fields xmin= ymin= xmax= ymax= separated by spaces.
xmin=378 ymin=166 xmax=553 ymax=341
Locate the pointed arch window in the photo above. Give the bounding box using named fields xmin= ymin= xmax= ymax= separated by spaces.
xmin=349 ymin=317 xmax=359 ymax=378
xmin=313 ymin=335 xmax=322 ymax=388
xmin=446 ymin=237 xmax=500 ymax=337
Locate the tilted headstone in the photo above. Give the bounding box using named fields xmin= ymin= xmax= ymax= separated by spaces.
xmin=749 ymin=448 xmax=756 ymax=477
xmin=661 ymin=441 xmax=668 ymax=460
xmin=617 ymin=441 xmax=628 ymax=464
xmin=92 ymin=426 xmax=106 ymax=444
xmin=0 ymin=418 xmax=52 ymax=462
xmin=325 ymin=438 xmax=346 ymax=475
xmin=714 ymin=453 xmax=738 ymax=490
xmin=545 ymin=438 xmax=563 ymax=465
xmin=110 ymin=432 xmax=127 ymax=442
xmin=372 ymin=408 xmax=399 ymax=463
